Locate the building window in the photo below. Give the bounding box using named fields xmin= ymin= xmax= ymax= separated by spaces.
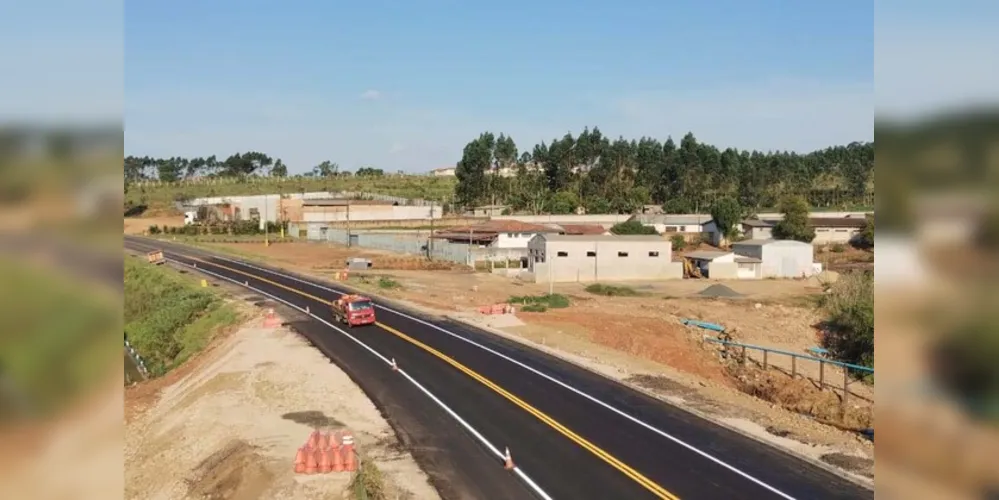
xmin=618 ymin=251 xmax=629 ymax=257
xmin=648 ymin=251 xmax=659 ymax=257
xmin=679 ymin=226 xmax=686 ymax=232
xmin=507 ymin=233 xmax=514 ymax=237
xmin=817 ymin=228 xmax=829 ymax=232
xmin=557 ymin=251 xmax=568 ymax=257
xmin=835 ymin=229 xmax=848 ymax=232
xmin=586 ymin=251 xmax=596 ymax=257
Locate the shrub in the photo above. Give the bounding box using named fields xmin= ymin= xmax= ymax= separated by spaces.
xmin=820 ymin=271 xmax=873 ymax=369
xmin=610 ymin=220 xmax=657 ymax=235
xmin=585 ymin=284 xmax=640 ymax=297
xmin=670 ymin=234 xmax=686 ymax=251
xmin=508 ymin=293 xmax=570 ymax=309
xmin=377 ymin=277 xmax=400 ymax=289
xmin=830 ymin=243 xmax=847 ymax=253
xmin=147 ymin=224 xmax=161 ymax=234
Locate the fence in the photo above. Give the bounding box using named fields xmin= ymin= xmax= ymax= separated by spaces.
xmin=296 ymin=226 xmax=527 ymax=266
xmin=700 ymin=335 xmax=873 ymax=409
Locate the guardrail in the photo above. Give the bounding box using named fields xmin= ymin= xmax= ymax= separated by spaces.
xmin=700 ymin=335 xmax=873 ymax=409
xmin=124 ymin=338 xmax=150 ymax=381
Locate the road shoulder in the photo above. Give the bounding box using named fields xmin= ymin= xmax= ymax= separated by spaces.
xmin=124 ymin=302 xmax=439 ymax=500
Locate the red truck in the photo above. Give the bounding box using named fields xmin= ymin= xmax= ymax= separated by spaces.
xmin=331 ymin=294 xmax=376 ymax=327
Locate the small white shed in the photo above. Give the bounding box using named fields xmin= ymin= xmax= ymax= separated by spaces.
xmin=732 ymin=239 xmax=815 ymax=278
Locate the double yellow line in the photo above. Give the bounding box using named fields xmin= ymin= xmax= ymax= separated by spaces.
xmin=183 ymin=254 xmax=679 ymax=500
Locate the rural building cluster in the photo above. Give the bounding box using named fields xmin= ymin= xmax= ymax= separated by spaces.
xmin=175 ymin=191 xmax=874 ymax=284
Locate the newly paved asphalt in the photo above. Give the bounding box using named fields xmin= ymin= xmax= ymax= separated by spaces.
xmin=125 ymin=235 xmax=872 ymax=500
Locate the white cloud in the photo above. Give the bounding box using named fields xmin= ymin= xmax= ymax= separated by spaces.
xmin=360 ymin=89 xmax=382 ymax=101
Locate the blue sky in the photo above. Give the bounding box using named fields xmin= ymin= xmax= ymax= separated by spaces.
xmin=124 ymin=0 xmax=879 ymax=173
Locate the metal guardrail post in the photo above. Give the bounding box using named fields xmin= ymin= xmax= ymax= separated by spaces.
xmin=842 ymin=368 xmax=850 ymax=410
xmin=819 ymin=361 xmax=825 ymax=387
xmin=791 ymin=356 xmax=797 ymax=378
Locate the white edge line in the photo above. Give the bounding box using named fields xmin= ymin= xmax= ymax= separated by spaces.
xmin=161 ymin=255 xmax=554 ymax=500
xmin=212 ymin=253 xmax=798 ymax=500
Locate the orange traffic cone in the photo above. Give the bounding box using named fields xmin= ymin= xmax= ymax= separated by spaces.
xmin=317 ymin=432 xmax=329 ymax=450
xmin=307 ymin=430 xmax=321 ymax=449
xmin=293 ymin=447 xmax=307 ymax=474
xmin=304 ymin=448 xmax=320 ymax=474
xmin=329 ymin=430 xmax=341 ymax=448
xmin=331 ymin=445 xmax=344 ymax=472
xmin=318 ymin=447 xmax=334 ymax=473
xmin=341 ymin=431 xmax=357 ymax=472
xmin=503 ymin=447 xmax=514 ymax=470
xmin=263 ymin=308 xmax=280 ymax=328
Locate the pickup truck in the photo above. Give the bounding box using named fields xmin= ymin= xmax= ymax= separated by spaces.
xmin=331 ymin=294 xmax=376 ymax=327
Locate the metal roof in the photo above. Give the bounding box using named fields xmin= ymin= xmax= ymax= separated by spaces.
xmin=684 ymin=250 xmax=732 ymax=261
xmin=536 ymin=234 xmax=666 ymax=242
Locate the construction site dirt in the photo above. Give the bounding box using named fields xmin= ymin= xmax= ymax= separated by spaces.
xmin=124 ymin=301 xmax=439 ymax=500
xmin=139 ymin=237 xmax=875 ymax=483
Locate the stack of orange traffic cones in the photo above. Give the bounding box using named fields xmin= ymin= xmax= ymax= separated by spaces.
xmin=294 ymin=429 xmax=357 ymax=474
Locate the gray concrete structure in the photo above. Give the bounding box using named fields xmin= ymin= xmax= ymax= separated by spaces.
xmin=527 ymin=234 xmax=682 ymax=283
xmin=731 ymin=239 xmax=816 ymax=278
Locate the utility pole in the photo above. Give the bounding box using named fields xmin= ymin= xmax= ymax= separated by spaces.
xmin=264 ymin=195 xmax=270 ymax=246
xmin=467 ymin=224 xmax=472 ymax=267
xmin=346 ymin=200 xmax=351 ymax=248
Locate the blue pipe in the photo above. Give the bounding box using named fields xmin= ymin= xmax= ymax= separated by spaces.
xmin=681 ymin=318 xmax=726 ymax=333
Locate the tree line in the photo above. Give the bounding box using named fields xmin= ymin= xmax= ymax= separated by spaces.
xmin=455 ymin=128 xmax=874 ymax=214
xmin=124 ymin=153 xmax=385 ymax=185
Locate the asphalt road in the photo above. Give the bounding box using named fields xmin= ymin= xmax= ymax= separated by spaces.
xmin=125 ymin=236 xmax=873 ymax=500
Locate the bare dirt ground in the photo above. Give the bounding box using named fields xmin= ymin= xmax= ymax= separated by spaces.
xmin=125 ymin=305 xmax=439 ymax=500
xmin=125 ymin=215 xmax=184 ymax=235
xmin=142 ymin=238 xmax=875 ymax=484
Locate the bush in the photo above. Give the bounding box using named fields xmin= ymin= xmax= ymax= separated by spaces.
xmin=377 ymin=277 xmax=400 ymax=289
xmin=670 ymin=234 xmax=686 ymax=251
xmin=610 ymin=220 xmax=658 ymax=235
xmin=148 ymin=224 xmax=161 ymax=234
xmin=932 ymin=305 xmax=999 ymax=420
xmin=830 ymin=243 xmax=847 ymax=253
xmin=519 ymin=303 xmax=548 ymax=313
xmin=820 ymin=271 xmax=873 ymax=368
xmin=852 ymin=215 xmax=875 ymax=249
xmin=585 ymin=284 xmax=640 ymax=296
xmin=508 ymin=293 xmax=570 ymax=309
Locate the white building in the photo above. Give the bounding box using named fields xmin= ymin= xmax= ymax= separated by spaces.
xmin=430 ymin=167 xmax=456 ymax=176
xmin=527 ymin=234 xmax=682 ymax=283
xmin=730 ymin=239 xmax=817 ymax=278
xmin=629 ymin=214 xmax=716 ymax=234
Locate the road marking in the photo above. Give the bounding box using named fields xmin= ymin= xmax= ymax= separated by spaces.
xmin=150 ymin=251 xmax=554 ymax=500
xmin=196 ymin=247 xmax=799 ymax=500
xmin=169 ymin=251 xmax=679 ymax=500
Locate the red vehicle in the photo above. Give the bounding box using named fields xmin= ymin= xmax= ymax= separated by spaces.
xmin=331 ymin=294 xmax=376 ymax=327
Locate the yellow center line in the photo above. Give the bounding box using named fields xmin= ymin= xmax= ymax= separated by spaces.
xmin=183 ymin=254 xmax=679 ymax=500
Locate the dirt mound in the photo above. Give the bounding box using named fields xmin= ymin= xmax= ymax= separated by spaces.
xmin=697 ymin=284 xmax=743 ymax=298
xmin=185 ymin=440 xmax=273 ymax=499
xmin=731 ymin=367 xmax=872 ymax=429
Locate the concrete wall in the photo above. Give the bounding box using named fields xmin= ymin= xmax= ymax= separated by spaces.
xmin=812 ymin=227 xmax=859 ymax=244
xmin=528 ymin=237 xmax=680 ymax=283
xmin=708 ymin=262 xmax=739 ymax=280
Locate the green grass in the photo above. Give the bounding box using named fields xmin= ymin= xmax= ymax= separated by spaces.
xmin=127 ymin=175 xmax=457 ymax=213
xmin=124 ymin=257 xmax=242 ymax=376
xmin=349 ymin=455 xmax=388 ymax=500
xmin=508 ymin=293 xmax=571 ymax=312
xmin=584 ymin=283 xmax=642 ymax=297
xmin=0 ymin=257 xmax=119 ymax=419
xmin=377 ymin=276 xmax=400 ymax=289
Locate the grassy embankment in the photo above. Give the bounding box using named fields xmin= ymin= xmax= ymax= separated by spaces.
xmin=124 ymin=257 xmax=242 ymax=377
xmin=0 ymin=257 xmax=119 ymax=419
xmin=127 ymin=175 xmax=457 ymax=214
